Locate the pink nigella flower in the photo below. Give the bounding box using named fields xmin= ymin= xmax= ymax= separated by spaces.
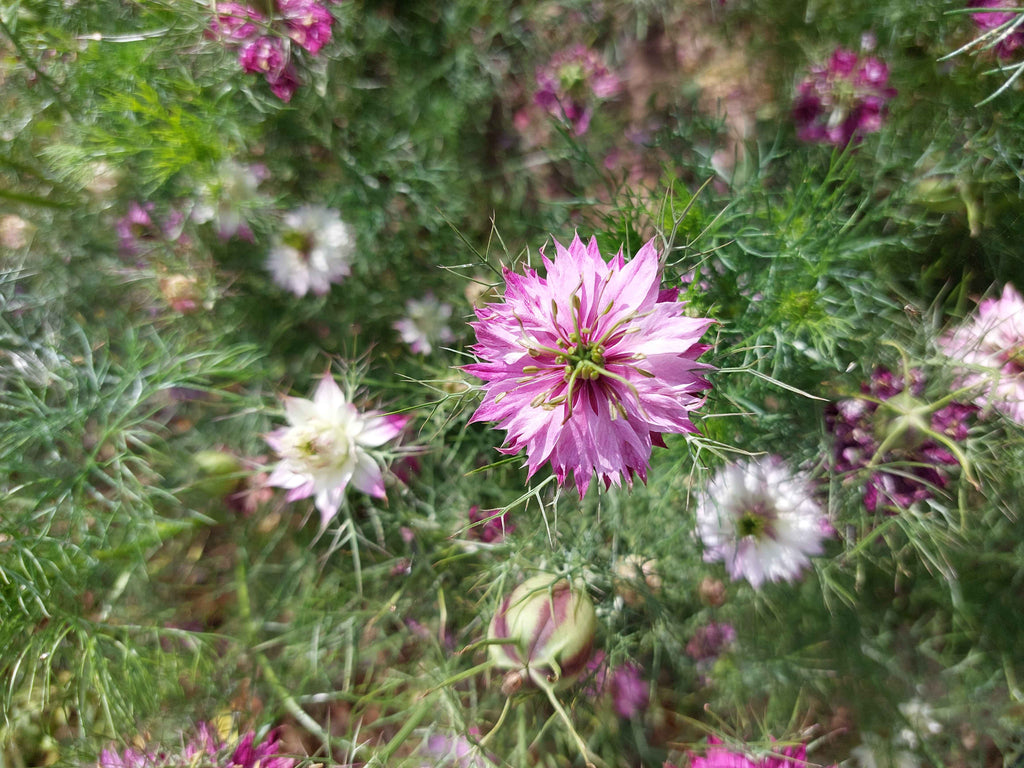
xmin=239 ymin=36 xmax=299 ymax=102
xmin=278 ymin=0 xmax=334 ymax=55
xmin=115 ymin=201 xmax=187 ymax=257
xmin=534 ymin=45 xmax=621 ymax=135
xmin=585 ymin=652 xmax=650 ymax=718
xmin=969 ymin=1 xmax=1024 ymax=57
xmin=99 ymin=723 xmax=295 ymax=768
xmin=265 ymin=372 xmax=409 ymax=529
xmin=686 ymin=735 xmax=835 ymax=768
xmin=208 ymin=2 xmax=265 ymax=43
xmin=826 ymin=367 xmax=976 ymax=512
xmin=792 ymin=47 xmax=896 ymax=146
xmin=940 ymin=283 xmax=1024 ymax=423
xmin=467 ymin=505 xmax=513 ymax=543
xmin=464 ymin=234 xmax=714 ymax=497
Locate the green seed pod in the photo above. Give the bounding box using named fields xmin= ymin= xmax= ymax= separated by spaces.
xmin=488 ymin=575 xmax=597 ymax=694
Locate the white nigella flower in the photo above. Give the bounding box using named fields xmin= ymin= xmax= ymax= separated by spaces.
xmin=265 ymin=373 xmax=408 ymax=528
xmin=695 ymin=456 xmax=830 ymax=589
xmin=392 ymin=292 xmax=456 ymax=354
xmin=193 ymin=159 xmax=266 ymax=240
xmin=266 ymin=204 xmax=356 ymax=297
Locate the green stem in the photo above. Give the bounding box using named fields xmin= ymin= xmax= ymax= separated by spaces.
xmin=531 ymin=671 xmax=603 ymax=768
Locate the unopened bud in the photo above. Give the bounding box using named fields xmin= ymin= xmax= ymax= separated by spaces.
xmin=488 ymin=575 xmax=596 ymax=691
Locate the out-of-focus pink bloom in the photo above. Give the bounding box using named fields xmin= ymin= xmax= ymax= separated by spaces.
xmin=238 ymin=36 xmax=299 ymax=102
xmin=585 ymin=652 xmax=650 ymax=718
xmin=827 ymin=367 xmax=975 ymax=512
xmin=115 ymin=201 xmax=187 ymax=257
xmin=208 ymin=2 xmax=265 ymax=43
xmin=687 ymin=735 xmax=836 ymax=768
xmin=685 ymin=621 xmax=736 ymax=662
xmin=534 ymin=45 xmax=621 ymax=135
xmin=419 ymin=731 xmax=496 ymax=768
xmin=466 ymin=505 xmax=513 ymax=543
xmin=98 ymin=723 xmax=295 ymax=768
xmin=969 ymin=0 xmax=1024 ymax=57
xmin=465 ymin=234 xmax=714 ymax=497
xmin=278 ymin=0 xmax=334 ymax=55
xmin=940 ymin=283 xmax=1024 ymax=423
xmin=266 ymin=204 xmax=355 ymax=296
xmin=792 ymin=47 xmax=896 ymax=146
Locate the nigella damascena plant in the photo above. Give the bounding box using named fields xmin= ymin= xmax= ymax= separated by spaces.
xmin=940 ymin=283 xmax=1024 ymax=424
xmin=695 ymin=456 xmax=831 ymax=590
xmin=488 ymin=574 xmax=597 ymax=695
xmin=464 ymin=234 xmax=715 ymax=497
xmin=266 ymin=204 xmax=356 ymax=297
xmin=265 ymin=371 xmax=409 ymax=529
xmin=98 ymin=722 xmax=295 ymax=768
xmin=393 ymin=292 xmax=456 ymax=355
xmin=534 ymin=44 xmax=621 ymax=135
xmin=792 ymin=47 xmax=896 ymax=146
xmin=826 ymin=367 xmax=976 ymax=513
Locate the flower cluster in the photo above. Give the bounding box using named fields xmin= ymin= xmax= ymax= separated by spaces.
xmin=266 ymin=204 xmax=356 ymax=296
xmin=534 ymin=45 xmax=621 ymax=135
xmin=940 ymin=283 xmax=1024 ymax=424
xmin=98 ymin=723 xmax=294 ymax=768
xmin=393 ymin=292 xmax=456 ymax=354
xmin=826 ymin=367 xmax=975 ymax=513
xmin=969 ymin=0 xmax=1024 ymax=58
xmin=265 ymin=372 xmax=408 ymax=529
xmin=792 ymin=47 xmax=896 ymax=146
xmin=695 ymin=456 xmax=830 ymax=589
xmin=465 ymin=234 xmax=714 ymax=497
xmin=208 ymin=0 xmax=334 ymax=102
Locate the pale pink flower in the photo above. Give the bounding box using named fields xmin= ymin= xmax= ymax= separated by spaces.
xmin=534 ymin=45 xmax=621 ymax=135
xmin=393 ymin=292 xmax=456 ymax=354
xmin=940 ymin=283 xmax=1024 ymax=423
xmin=265 ymin=373 xmax=409 ymax=528
xmin=465 ymin=234 xmax=714 ymax=497
xmin=696 ymin=456 xmax=830 ymax=590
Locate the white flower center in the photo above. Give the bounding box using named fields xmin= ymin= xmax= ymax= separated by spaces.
xmin=281 ymin=417 xmax=355 ymax=473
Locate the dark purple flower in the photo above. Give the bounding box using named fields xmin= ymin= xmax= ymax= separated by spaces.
xmin=466 ymin=505 xmax=514 ymax=543
xmin=826 ymin=367 xmax=975 ymax=513
xmin=278 ymin=0 xmax=334 ymax=55
xmin=685 ymin=621 xmax=736 ymax=662
xmin=792 ymin=47 xmax=897 ymax=146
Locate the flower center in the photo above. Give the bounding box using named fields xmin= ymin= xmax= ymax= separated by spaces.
xmin=736 ymin=503 xmax=774 ymax=539
xmin=283 ymin=419 xmax=352 ymax=472
xmin=283 ymin=230 xmax=315 ymax=259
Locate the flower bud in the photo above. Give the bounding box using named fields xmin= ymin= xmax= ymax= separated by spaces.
xmin=488 ymin=575 xmax=596 ymax=694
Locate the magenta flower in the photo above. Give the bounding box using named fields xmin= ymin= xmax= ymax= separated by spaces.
xmin=99 ymin=723 xmax=295 ymax=768
xmin=969 ymin=1 xmax=1024 ymax=57
xmin=687 ymin=736 xmax=835 ymax=768
xmin=465 ymin=234 xmax=714 ymax=497
xmin=238 ymin=36 xmax=299 ymax=102
xmin=534 ymin=45 xmax=621 ymax=135
xmin=940 ymin=283 xmax=1024 ymax=424
xmin=792 ymin=47 xmax=896 ymax=146
xmin=115 ymin=201 xmax=187 ymax=257
xmin=585 ymin=652 xmax=650 ymax=718
xmin=826 ymin=367 xmax=975 ymax=512
xmin=208 ymin=2 xmax=265 ymax=43
xmin=278 ymin=0 xmax=334 ymax=55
